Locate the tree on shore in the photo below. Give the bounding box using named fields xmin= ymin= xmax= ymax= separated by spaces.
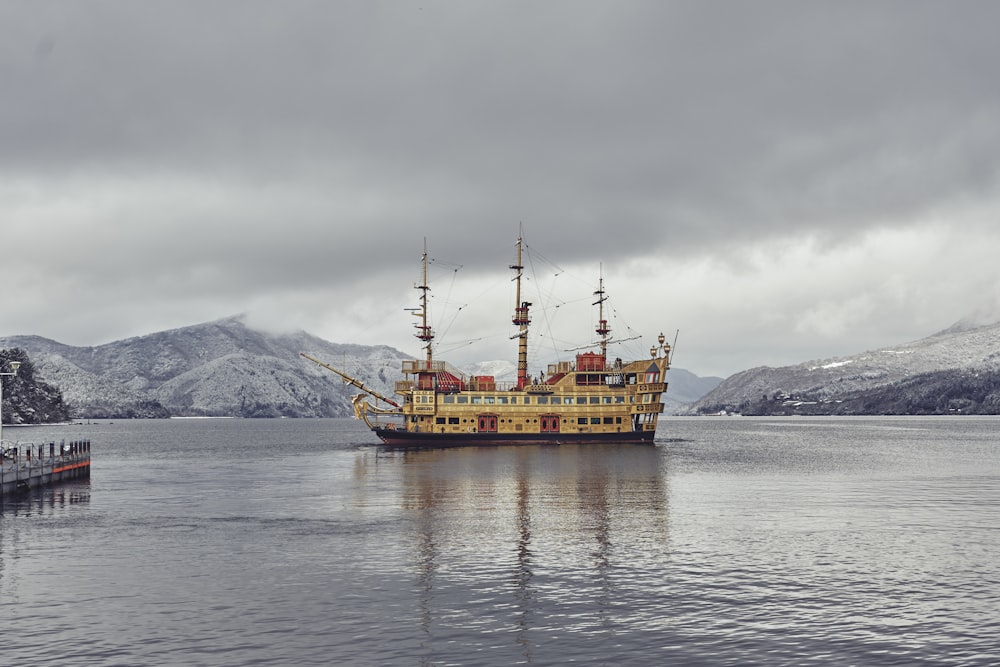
xmin=1 ymin=348 xmax=71 ymax=424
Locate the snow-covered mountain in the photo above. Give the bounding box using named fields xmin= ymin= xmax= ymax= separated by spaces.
xmin=689 ymin=316 xmax=1000 ymax=415
xmin=0 ymin=315 xmax=409 ymax=418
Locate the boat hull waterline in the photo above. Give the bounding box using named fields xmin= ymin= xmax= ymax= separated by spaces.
xmin=374 ymin=427 xmax=657 ymax=448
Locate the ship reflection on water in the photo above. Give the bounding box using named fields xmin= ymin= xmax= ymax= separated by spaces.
xmin=357 ymin=443 xmax=670 ymax=660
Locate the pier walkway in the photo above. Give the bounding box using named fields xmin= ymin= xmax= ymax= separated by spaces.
xmin=0 ymin=440 xmax=91 ymax=497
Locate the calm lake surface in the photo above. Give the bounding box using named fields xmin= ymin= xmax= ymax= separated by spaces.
xmin=2 ymin=416 xmax=998 ymax=666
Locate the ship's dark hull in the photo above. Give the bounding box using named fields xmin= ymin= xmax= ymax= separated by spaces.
xmin=373 ymin=427 xmax=656 ymax=449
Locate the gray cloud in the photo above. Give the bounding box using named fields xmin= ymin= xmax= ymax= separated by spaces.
xmin=3 ymin=1 xmax=1000 ymax=377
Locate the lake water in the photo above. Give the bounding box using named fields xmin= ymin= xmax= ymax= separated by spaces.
xmin=1 ymin=416 xmax=998 ymax=666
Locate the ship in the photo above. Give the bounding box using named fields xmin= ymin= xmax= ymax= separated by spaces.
xmin=302 ymin=234 xmax=672 ymax=447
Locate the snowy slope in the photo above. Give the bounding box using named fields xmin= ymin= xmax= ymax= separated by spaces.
xmin=689 ymin=318 xmax=1000 ymax=413
xmin=1 ymin=315 xmax=409 ymax=418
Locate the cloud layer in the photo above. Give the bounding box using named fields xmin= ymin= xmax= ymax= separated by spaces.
xmin=4 ymin=2 xmax=1000 ymax=377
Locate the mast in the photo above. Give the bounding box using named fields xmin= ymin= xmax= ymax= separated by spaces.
xmin=414 ymin=239 xmax=434 ymax=369
xmin=510 ymin=233 xmax=531 ymax=390
xmin=593 ymin=267 xmax=610 ymax=360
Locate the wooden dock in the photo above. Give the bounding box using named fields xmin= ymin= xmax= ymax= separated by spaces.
xmin=1 ymin=440 xmax=91 ymax=497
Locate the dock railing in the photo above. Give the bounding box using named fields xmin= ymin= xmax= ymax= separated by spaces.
xmin=0 ymin=439 xmax=91 ymax=496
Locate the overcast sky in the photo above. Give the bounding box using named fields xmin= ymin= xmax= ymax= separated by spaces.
xmin=4 ymin=1 xmax=1000 ymax=378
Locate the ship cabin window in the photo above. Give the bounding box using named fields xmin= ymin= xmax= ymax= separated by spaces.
xmin=472 ymin=396 xmax=482 ymax=404
xmin=485 ymin=396 xmax=495 ymax=404
xmin=577 ymin=417 xmax=588 ymax=425
xmin=523 ymin=397 xmax=530 ymax=404
xmin=590 ymin=397 xmax=600 ymax=404
xmin=436 ymin=417 xmax=446 ymax=424
xmin=449 ymin=417 xmax=460 ymax=424
xmin=645 ymin=370 xmax=660 ymax=383
xmin=603 ymin=417 xmax=614 ymax=424
xmin=443 ymin=395 xmax=454 ymax=404
xmin=626 ymin=374 xmax=637 ymax=384
xmin=550 ymin=397 xmax=561 ymax=405
xmin=563 ymin=397 xmax=573 ymax=405
xmin=602 ymin=397 xmax=612 ymax=404
xmin=615 ymin=396 xmax=625 ymax=404
xmin=591 ymin=417 xmax=601 ymax=424
xmin=497 ymin=397 xmax=508 ymax=404
xmin=536 ymin=397 xmax=549 ymax=404
xmin=457 ymin=396 xmax=468 ymax=404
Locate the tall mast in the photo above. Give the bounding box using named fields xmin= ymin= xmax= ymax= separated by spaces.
xmin=511 ymin=233 xmax=531 ymax=389
xmin=594 ymin=267 xmax=610 ymax=359
xmin=414 ymin=239 xmax=434 ymax=368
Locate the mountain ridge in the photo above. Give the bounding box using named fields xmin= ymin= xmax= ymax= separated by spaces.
xmin=689 ymin=317 xmax=1000 ymax=415
xmin=1 ymin=315 xmax=409 ymax=418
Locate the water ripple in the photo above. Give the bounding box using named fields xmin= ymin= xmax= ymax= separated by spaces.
xmin=3 ymin=417 xmax=1000 ymax=665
